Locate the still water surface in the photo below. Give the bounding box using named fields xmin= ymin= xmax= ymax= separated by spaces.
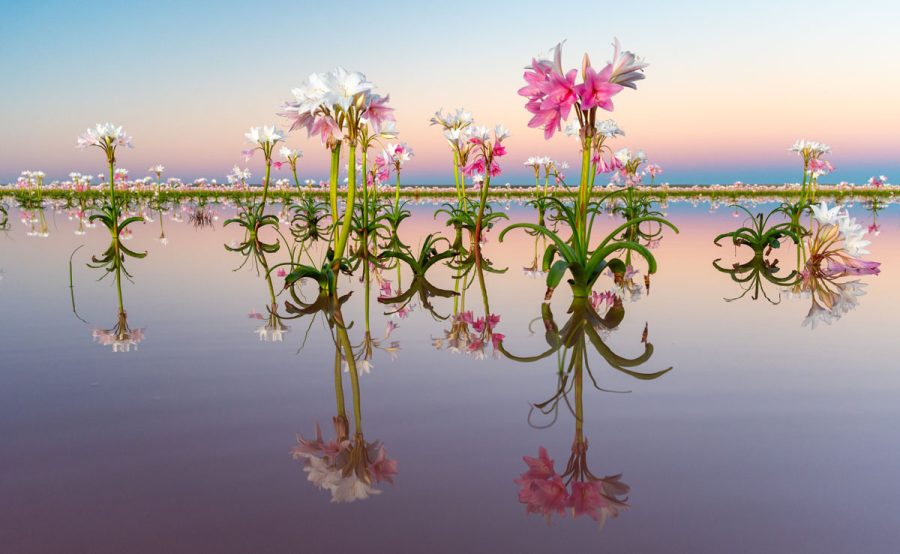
xmin=1 ymin=199 xmax=898 ymax=553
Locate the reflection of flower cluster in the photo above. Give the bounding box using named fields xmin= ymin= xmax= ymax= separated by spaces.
xmin=92 ymin=312 xmax=145 ymax=352
xmin=433 ymin=311 xmax=503 ymax=359
xmin=250 ymin=309 xmax=290 ymax=342
xmin=791 ymin=202 xmax=880 ymax=329
xmin=797 ymin=279 xmax=867 ymax=330
xmin=347 ymin=322 xmax=400 ymax=375
xmin=515 ymin=446 xmax=629 ymax=526
xmin=607 ymin=265 xmax=644 ymax=302
xmin=292 ymin=424 xmax=397 ymax=503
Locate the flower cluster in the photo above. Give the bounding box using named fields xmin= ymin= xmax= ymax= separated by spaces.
xmin=515 ymin=446 xmax=629 ymax=526
xmin=524 ymin=156 xmax=568 ymax=185
xmin=243 ymin=126 xmax=286 ymax=163
xmin=808 ymin=202 xmax=879 ymax=272
xmin=227 ymin=165 xmax=251 ymax=187
xmin=254 ymin=310 xmax=289 ymax=342
xmin=519 ymin=40 xmax=646 ymax=140
xmin=279 ymin=67 xmax=395 ymax=146
xmin=374 ymin=142 xmax=413 ymax=182
xmin=292 ymin=424 xmax=397 ymax=503
xmin=433 ymin=310 xmax=503 ymax=359
xmin=790 ymin=139 xmax=831 ymax=163
xmin=92 ymin=312 xmax=144 ymax=352
xmin=868 ymin=175 xmax=889 ymax=188
xmin=76 ymin=123 xmax=133 ymax=163
xmin=461 ymin=125 xmax=510 ymax=179
xmin=349 ymin=321 xmax=400 ymax=375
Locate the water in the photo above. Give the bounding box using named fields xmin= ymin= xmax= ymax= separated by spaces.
xmin=1 ymin=198 xmax=898 ymax=553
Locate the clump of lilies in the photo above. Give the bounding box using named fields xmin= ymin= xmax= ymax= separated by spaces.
xmin=76 ymin=123 xmax=144 ymax=240
xmin=377 ymin=142 xmax=413 ymax=210
xmin=279 ymin=66 xmax=395 ymax=291
xmin=243 ymin=125 xmax=286 ymax=212
xmin=790 ymin=139 xmax=831 ymax=202
xmin=279 ymin=147 xmax=303 ymax=188
xmin=502 ymin=40 xmax=676 ymax=300
xmin=431 ymin=108 xmax=475 ymax=205
xmin=76 ymin=123 xmax=132 ymax=207
xmin=149 ymin=164 xmax=165 ymax=194
xmin=524 ymin=156 xmax=568 ymax=196
xmin=462 ymin=125 xmax=509 ymax=244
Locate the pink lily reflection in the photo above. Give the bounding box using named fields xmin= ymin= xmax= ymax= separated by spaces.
xmin=516 ymin=444 xmax=629 ymax=526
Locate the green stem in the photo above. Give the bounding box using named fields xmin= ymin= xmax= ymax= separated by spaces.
xmin=259 ymin=160 xmax=272 ymax=216
xmin=394 ymin=170 xmax=401 ymax=211
xmin=474 ymin=173 xmax=491 ymax=243
xmin=333 ymin=143 xmax=357 ymax=265
xmin=335 ymin=322 xmax=362 ymax=433
xmin=292 ymin=165 xmax=301 ymax=190
xmin=333 ymin=347 xmax=346 ymax=418
xmin=329 ymin=144 xmax=341 ymax=233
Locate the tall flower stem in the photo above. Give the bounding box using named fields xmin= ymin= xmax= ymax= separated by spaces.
xmin=474 ymin=174 xmax=491 ymax=244
xmin=333 ymin=143 xmax=357 ymax=265
xmin=577 ymin=140 xmax=592 ymax=240
xmin=108 ymin=159 xmax=117 ymax=213
xmin=335 ymin=314 xmax=362 ymax=433
xmin=258 ymin=160 xmax=272 ymax=217
xmin=329 ymin=144 xmax=341 ymax=233
xmin=361 ymin=149 xmax=370 ymax=233
xmin=453 ymin=150 xmax=462 ymax=204
xmin=394 ymin=171 xmax=401 ymax=211
xmin=114 ymin=254 xmax=125 ymax=318
xmin=333 ymin=347 xmax=347 ymax=419
xmin=291 ymin=165 xmax=301 ymax=190
xmin=475 ymin=249 xmax=491 ymax=316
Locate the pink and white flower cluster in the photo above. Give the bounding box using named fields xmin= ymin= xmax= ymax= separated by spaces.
xmin=515 ymin=446 xmax=629 ymax=526
xmin=519 ymin=40 xmax=646 ymax=140
xmin=461 ymin=125 xmax=509 ymax=180
xmin=292 ymin=424 xmax=397 ymax=503
xmin=279 ymin=67 xmax=395 ymax=145
xmin=433 ymin=310 xmax=504 ymax=359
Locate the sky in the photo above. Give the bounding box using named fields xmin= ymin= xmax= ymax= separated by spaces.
xmin=1 ymin=0 xmax=899 ymax=185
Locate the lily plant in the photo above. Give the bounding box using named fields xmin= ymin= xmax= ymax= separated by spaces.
xmin=501 ymin=41 xmax=677 ymax=300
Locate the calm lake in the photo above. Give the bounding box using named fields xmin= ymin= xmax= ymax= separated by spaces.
xmin=1 ymin=198 xmax=898 ymax=553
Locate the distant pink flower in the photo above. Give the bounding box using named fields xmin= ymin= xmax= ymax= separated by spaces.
xmin=868 ymin=175 xmax=886 ymax=188
xmin=276 ymin=268 xmax=287 ymax=277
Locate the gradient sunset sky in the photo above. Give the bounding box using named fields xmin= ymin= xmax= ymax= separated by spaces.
xmin=2 ymin=0 xmax=899 ymax=184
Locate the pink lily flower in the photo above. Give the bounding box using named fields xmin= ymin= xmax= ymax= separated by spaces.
xmin=576 ymin=64 xmax=622 ymax=111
